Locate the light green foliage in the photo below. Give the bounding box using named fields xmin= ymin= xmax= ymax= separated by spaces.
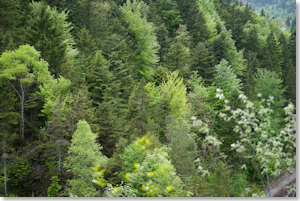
xmin=105 ymin=183 xmax=138 ymax=197
xmin=120 ymin=0 xmax=159 ymax=78
xmin=0 ymin=45 xmax=50 ymax=83
xmin=213 ymin=59 xmax=242 ymax=101
xmin=47 ymin=176 xmax=61 ymax=197
xmin=126 ymin=147 xmax=187 ymax=197
xmin=254 ymin=68 xmax=285 ymax=103
xmin=39 ymin=76 xmax=72 ymax=119
xmin=254 ymin=68 xmax=286 ymax=131
xmin=120 ymin=142 xmax=145 ymax=177
xmin=159 ymin=71 xmax=189 ymax=118
xmin=197 ymin=0 xmax=245 ymax=75
xmin=25 ymin=1 xmax=72 ymax=75
xmin=64 ymin=120 xmax=107 ymax=197
xmin=217 ymin=89 xmax=296 ymax=196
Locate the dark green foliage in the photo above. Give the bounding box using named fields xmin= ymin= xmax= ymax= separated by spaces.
xmin=290 ymin=16 xmax=296 ymax=32
xmin=24 ymin=1 xmax=72 ymax=76
xmin=189 ymin=6 xmax=210 ymax=45
xmin=96 ymin=100 xmax=122 ymax=157
xmin=190 ymin=42 xmax=215 ymax=85
xmin=75 ymin=27 xmax=97 ymax=57
xmin=156 ymin=24 xmax=170 ymax=63
xmin=261 ymin=30 xmax=283 ymax=74
xmin=207 ymin=161 xmax=232 ymax=197
xmin=8 ymin=158 xmax=33 ymax=197
xmin=166 ymin=117 xmax=197 ymax=179
xmin=126 ymin=78 xmax=152 ymax=137
xmin=243 ymin=51 xmax=260 ymax=100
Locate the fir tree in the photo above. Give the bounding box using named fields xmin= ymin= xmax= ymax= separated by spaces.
xmin=24 ymin=1 xmax=72 ymax=76
xmin=126 ymin=78 xmax=152 ymax=137
xmin=64 ymin=120 xmax=106 ymax=197
xmin=261 ymin=30 xmax=283 ymax=74
xmin=190 ymin=42 xmax=215 ymax=86
xmin=163 ymin=24 xmax=192 ymax=80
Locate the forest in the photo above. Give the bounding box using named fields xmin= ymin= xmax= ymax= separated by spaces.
xmin=0 ymin=0 xmax=296 ymax=197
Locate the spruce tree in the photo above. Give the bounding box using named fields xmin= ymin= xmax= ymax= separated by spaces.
xmin=64 ymin=120 xmax=106 ymax=197
xmin=24 ymin=1 xmax=72 ymax=76
xmin=126 ymin=78 xmax=152 ymax=137
xmin=120 ymin=0 xmax=159 ymax=79
xmin=190 ymin=42 xmax=215 ymax=86
xmin=163 ymin=24 xmax=192 ymax=80
xmin=156 ymin=24 xmax=170 ymax=63
xmin=261 ymin=30 xmax=283 ymax=74
xmin=75 ymin=27 xmax=97 ymax=57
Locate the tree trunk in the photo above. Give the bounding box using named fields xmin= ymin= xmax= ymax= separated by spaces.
xmin=20 ymin=80 xmax=25 ymax=142
xmin=3 ymin=138 xmax=7 ymax=197
xmin=58 ymin=143 xmax=62 ymax=174
xmin=141 ymin=95 xmax=144 ymax=137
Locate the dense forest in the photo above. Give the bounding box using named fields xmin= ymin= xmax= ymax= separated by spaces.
xmin=0 ymin=0 xmax=296 ymax=197
xmin=245 ymin=0 xmax=296 ymax=20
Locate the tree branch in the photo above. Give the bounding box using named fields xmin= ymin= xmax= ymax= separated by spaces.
xmin=7 ymin=79 xmax=21 ymax=99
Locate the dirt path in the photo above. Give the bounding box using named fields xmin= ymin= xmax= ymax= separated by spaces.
xmin=264 ymin=168 xmax=296 ymax=197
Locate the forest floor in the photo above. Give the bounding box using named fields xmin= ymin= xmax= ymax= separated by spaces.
xmin=264 ymin=168 xmax=296 ymax=197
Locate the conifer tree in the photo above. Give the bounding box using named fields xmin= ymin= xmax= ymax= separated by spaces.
xmin=126 ymin=78 xmax=152 ymax=137
xmin=189 ymin=6 xmax=210 ymax=45
xmin=166 ymin=117 xmax=197 ymax=179
xmin=0 ymin=79 xmax=19 ymax=197
xmin=283 ymin=60 xmax=296 ymax=105
xmin=75 ymin=27 xmax=97 ymax=57
xmin=261 ymin=30 xmax=283 ymax=74
xmin=87 ymin=51 xmax=120 ymax=106
xmin=24 ymin=1 xmax=72 ymax=76
xmin=156 ymin=24 xmax=170 ymax=63
xmin=163 ymin=25 xmax=192 ymax=80
xmin=64 ymin=120 xmax=106 ymax=197
xmin=190 ymin=42 xmax=215 ymax=85
xmin=120 ymin=0 xmax=159 ymax=78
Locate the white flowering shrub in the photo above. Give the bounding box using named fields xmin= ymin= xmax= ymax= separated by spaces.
xmin=216 ymin=88 xmax=296 ymax=196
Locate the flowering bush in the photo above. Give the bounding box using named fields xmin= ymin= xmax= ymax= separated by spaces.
xmin=216 ymin=88 xmax=296 ymax=196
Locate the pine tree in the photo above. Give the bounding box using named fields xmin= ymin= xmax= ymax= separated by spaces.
xmin=126 ymin=78 xmax=152 ymax=137
xmin=166 ymin=117 xmax=197 ymax=179
xmin=156 ymin=24 xmax=170 ymax=63
xmin=163 ymin=24 xmax=192 ymax=80
xmin=189 ymin=5 xmax=210 ymax=45
xmin=0 ymin=78 xmax=19 ymax=197
xmin=290 ymin=16 xmax=296 ymax=32
xmin=75 ymin=27 xmax=97 ymax=57
xmin=261 ymin=30 xmax=283 ymax=74
xmin=95 ymin=99 xmax=123 ymax=157
xmin=243 ymin=51 xmax=260 ymax=100
xmin=24 ymin=1 xmax=72 ymax=76
xmin=190 ymin=42 xmax=215 ymax=86
xmin=120 ymin=0 xmax=159 ymax=79
xmin=285 ymin=16 xmax=291 ymax=27
xmin=283 ymin=60 xmax=296 ymax=105
xmin=86 ymin=51 xmax=120 ymax=106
